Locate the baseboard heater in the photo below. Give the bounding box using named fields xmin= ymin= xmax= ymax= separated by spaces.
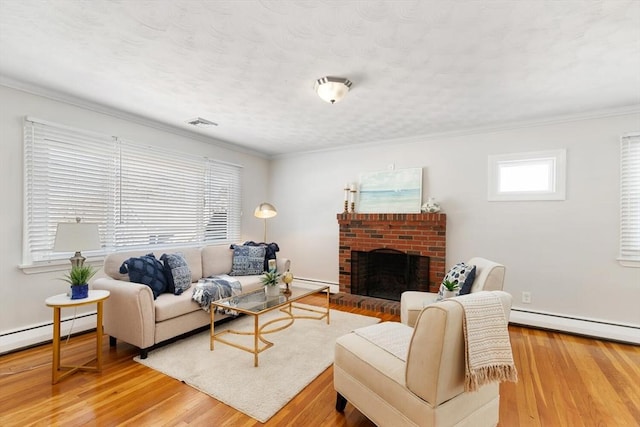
xmin=299 ymin=279 xmax=640 ymax=345
xmin=0 ymin=311 xmax=97 ymax=355
xmin=510 ymin=308 xmax=639 ymax=345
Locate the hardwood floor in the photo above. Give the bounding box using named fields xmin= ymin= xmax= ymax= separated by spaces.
xmin=1 ymin=295 xmax=638 ymax=426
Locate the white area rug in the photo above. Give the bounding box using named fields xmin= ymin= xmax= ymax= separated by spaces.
xmin=134 ymin=305 xmax=379 ymax=423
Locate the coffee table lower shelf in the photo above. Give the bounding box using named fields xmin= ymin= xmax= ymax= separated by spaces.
xmin=209 ymin=284 xmax=330 ymax=367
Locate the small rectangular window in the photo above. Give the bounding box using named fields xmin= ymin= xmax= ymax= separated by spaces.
xmin=488 ymin=149 xmax=566 ymax=201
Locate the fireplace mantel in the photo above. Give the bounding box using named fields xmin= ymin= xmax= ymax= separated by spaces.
xmin=337 ymin=212 xmax=446 ymax=295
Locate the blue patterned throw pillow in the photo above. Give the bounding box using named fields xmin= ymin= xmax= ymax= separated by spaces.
xmin=442 ymin=262 xmax=477 ymax=296
xmin=119 ymin=253 xmax=168 ymax=299
xmin=240 ymin=241 xmax=280 ymax=272
xmin=229 ymin=245 xmax=267 ymax=276
xmin=160 ymin=253 xmax=192 ymax=295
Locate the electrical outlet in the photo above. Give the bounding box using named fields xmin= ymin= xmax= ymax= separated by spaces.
xmin=522 ymin=291 xmax=531 ymax=304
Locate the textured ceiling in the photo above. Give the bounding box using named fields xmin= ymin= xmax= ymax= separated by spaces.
xmin=1 ymin=0 xmax=639 ymax=156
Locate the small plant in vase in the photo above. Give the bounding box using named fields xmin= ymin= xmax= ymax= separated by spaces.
xmin=261 ymin=270 xmax=281 ymax=297
xmin=440 ymin=279 xmax=460 ymax=299
xmin=60 ymin=265 xmax=97 ymax=299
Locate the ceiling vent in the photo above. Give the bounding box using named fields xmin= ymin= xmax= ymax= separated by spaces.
xmin=186 ymin=117 xmax=218 ymax=127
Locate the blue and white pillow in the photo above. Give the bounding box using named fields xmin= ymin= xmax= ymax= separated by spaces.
xmin=119 ymin=253 xmax=168 ymax=299
xmin=161 ymin=252 xmax=192 ymax=295
xmin=439 ymin=262 xmax=477 ymax=299
xmin=229 ymin=245 xmax=267 ymax=276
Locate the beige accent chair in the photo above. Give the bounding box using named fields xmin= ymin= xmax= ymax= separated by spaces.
xmin=401 ymin=257 xmax=506 ymax=327
xmin=334 ymin=290 xmax=512 ymax=427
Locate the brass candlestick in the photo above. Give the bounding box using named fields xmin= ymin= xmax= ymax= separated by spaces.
xmin=343 ymin=186 xmax=350 ymax=213
xmin=350 ymin=190 xmax=357 ymax=213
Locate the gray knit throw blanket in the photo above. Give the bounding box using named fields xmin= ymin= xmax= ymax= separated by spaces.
xmin=452 ymin=291 xmax=518 ymax=391
xmin=192 ymin=275 xmax=242 ymax=313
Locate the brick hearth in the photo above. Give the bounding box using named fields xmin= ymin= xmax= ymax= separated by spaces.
xmin=331 ymin=212 xmax=446 ymax=315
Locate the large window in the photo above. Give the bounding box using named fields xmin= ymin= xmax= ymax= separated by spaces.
xmin=488 ymin=149 xmax=566 ymax=201
xmin=23 ymin=117 xmax=242 ymax=266
xmin=619 ymin=132 xmax=640 ymax=266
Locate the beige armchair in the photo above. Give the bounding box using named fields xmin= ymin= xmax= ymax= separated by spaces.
xmin=401 ymin=257 xmax=506 ymax=327
xmin=334 ymin=291 xmax=513 ymax=427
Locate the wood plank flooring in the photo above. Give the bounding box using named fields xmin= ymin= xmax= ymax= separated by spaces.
xmin=1 ymin=295 xmax=638 ymax=426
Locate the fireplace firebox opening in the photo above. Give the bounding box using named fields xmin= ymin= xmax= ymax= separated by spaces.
xmin=351 ymin=249 xmax=430 ymax=301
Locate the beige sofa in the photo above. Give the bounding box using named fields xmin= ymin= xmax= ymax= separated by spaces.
xmin=93 ymin=244 xmax=290 ymax=358
xmin=334 ymin=290 xmax=513 ymax=427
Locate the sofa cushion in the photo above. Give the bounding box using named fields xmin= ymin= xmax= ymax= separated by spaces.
xmin=229 ymin=245 xmax=266 ymax=276
xmin=154 ymin=287 xmax=201 ymax=321
xmin=160 ymin=252 xmax=192 ymax=295
xmin=442 ymin=262 xmax=476 ymax=296
xmin=119 ymin=253 xmax=168 ymax=299
xmin=202 ymin=245 xmax=234 ymax=277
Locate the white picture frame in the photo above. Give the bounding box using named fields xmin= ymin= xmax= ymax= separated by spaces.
xmin=358 ymin=168 xmax=422 ymax=213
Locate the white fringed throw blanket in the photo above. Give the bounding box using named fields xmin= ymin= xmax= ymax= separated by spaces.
xmin=452 ymin=291 xmax=518 ymax=391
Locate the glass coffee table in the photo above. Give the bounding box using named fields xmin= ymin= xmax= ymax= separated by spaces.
xmin=210 ymin=282 xmax=330 ymax=366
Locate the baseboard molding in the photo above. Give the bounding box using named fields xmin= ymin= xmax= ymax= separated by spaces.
xmin=5 ymin=294 xmax=636 ymax=354
xmin=0 ymin=313 xmax=97 ymax=355
xmin=510 ymin=308 xmax=640 ymax=345
xmin=295 ymin=278 xmax=339 ymax=294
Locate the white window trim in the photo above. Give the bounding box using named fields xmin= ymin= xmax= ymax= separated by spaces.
xmin=618 ymin=132 xmax=640 ymax=268
xmin=22 ymin=117 xmax=242 ymax=272
xmin=488 ymin=149 xmax=567 ymax=201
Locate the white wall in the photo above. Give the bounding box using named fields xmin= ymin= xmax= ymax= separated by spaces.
xmin=0 ymin=85 xmax=270 ymax=351
xmin=2 ymin=82 xmax=638 ymax=350
xmin=269 ymin=113 xmax=640 ymax=340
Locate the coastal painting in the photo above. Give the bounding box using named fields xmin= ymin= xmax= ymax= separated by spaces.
xmin=358 ymin=168 xmax=422 ymax=213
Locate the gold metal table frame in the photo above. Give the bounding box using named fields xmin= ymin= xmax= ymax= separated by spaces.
xmin=45 ymin=289 xmax=110 ymax=384
xmin=210 ymin=283 xmax=330 ymax=366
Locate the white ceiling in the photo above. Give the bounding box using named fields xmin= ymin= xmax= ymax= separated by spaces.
xmin=1 ymin=0 xmax=639 ymax=157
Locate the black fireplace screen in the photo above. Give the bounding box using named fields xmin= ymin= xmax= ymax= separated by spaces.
xmin=351 ymin=249 xmax=430 ymax=301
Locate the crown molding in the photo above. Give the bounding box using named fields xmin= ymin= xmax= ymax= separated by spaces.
xmin=0 ymin=75 xmax=269 ymax=159
xmin=274 ymin=104 xmax=640 ymax=159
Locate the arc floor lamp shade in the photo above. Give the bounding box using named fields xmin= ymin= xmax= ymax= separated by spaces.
xmin=254 ymin=203 xmax=277 ymax=242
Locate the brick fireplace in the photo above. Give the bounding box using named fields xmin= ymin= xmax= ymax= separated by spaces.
xmin=330 ymin=213 xmax=446 ymax=315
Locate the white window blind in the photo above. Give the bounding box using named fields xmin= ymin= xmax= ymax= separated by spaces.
xmin=619 ymin=132 xmax=640 ymax=265
xmin=24 ymin=120 xmax=116 ymax=264
xmin=23 ymin=117 xmax=242 ymax=265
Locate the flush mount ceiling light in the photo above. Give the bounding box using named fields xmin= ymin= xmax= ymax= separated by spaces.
xmin=314 ymin=76 xmax=352 ymax=104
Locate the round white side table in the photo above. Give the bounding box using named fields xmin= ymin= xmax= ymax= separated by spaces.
xmin=45 ymin=289 xmax=110 ymax=384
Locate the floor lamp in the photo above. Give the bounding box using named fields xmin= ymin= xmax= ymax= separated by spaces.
xmin=254 ymin=202 xmax=277 ymax=242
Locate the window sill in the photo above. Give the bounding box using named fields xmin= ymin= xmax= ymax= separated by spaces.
xmin=617 ymin=258 xmax=640 ymax=268
xmin=19 ymin=257 xmax=105 ymax=274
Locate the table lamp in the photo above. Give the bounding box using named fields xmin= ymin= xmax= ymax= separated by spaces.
xmin=53 ymin=217 xmax=101 ymax=267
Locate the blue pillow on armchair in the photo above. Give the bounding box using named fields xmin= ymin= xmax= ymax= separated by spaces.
xmin=119 ymin=253 xmax=168 ymax=299
xmin=443 ymin=262 xmax=477 ymax=296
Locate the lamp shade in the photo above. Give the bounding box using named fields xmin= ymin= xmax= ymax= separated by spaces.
xmin=254 ymin=202 xmax=277 ymax=219
xmin=53 ymin=222 xmax=101 ymax=252
xmin=314 ymin=76 xmax=352 ymax=104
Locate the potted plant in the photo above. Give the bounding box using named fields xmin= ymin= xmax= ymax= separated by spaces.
xmin=441 ymin=279 xmax=460 ymax=299
xmin=60 ymin=265 xmax=97 ymax=299
xmin=261 ymin=270 xmax=281 ymax=297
